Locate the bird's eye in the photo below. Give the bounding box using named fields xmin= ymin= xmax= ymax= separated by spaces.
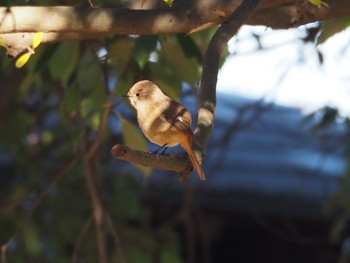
xmin=136 ymin=93 xmax=141 ymax=97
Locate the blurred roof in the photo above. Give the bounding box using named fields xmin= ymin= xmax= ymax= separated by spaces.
xmin=144 ymin=92 xmax=347 ymax=218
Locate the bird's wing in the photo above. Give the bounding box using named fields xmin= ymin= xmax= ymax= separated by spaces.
xmin=160 ymin=100 xmax=193 ymax=135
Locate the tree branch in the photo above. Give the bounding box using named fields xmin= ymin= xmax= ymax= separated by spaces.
xmin=83 ymin=154 xmax=108 ymax=263
xmin=194 ymin=0 xmax=264 ymax=159
xmin=111 ymin=144 xmax=194 ymax=179
xmin=111 ymin=0 xmax=263 ymax=180
xmin=1 ymin=0 xmax=350 ymax=56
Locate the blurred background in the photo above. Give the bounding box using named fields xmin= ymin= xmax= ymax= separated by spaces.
xmin=1 ymin=4 xmax=350 ymax=263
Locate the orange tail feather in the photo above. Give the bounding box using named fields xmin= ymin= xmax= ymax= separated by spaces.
xmin=181 ymin=140 xmax=206 ymax=181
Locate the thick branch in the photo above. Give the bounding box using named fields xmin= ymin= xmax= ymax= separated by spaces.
xmin=1 ymin=1 xmax=349 ymax=34
xmin=1 ymin=0 xmax=350 ymax=56
xmin=194 ymin=0 xmax=264 ymax=154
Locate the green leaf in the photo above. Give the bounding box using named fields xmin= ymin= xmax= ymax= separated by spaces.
xmin=317 ymin=17 xmax=350 ymax=44
xmin=23 ymin=224 xmax=41 ymax=255
xmin=49 ymin=42 xmax=79 ymax=85
xmin=109 ymin=37 xmax=133 ymax=77
xmin=115 ymin=77 xmax=134 ymax=97
xmin=0 ymin=36 xmax=8 ymax=51
xmin=117 ymin=113 xmax=151 ymax=176
xmin=308 ymin=0 xmax=328 ymax=8
xmin=176 ymin=34 xmax=203 ymax=64
xmin=132 ymin=35 xmax=158 ymax=69
xmin=63 ymin=85 xmax=81 ymax=112
xmin=163 ymin=0 xmax=173 ymax=6
xmin=148 ymin=62 xmax=182 ymax=101
xmin=159 ymin=35 xmax=201 ymax=85
xmin=77 ymin=49 xmax=101 ymax=94
xmin=80 ymin=97 xmax=103 ymax=130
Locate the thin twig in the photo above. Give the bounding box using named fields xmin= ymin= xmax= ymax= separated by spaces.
xmin=83 ymin=153 xmax=108 ymax=263
xmin=106 ymin=213 xmax=127 ymax=263
xmin=71 ymin=215 xmax=93 ymax=263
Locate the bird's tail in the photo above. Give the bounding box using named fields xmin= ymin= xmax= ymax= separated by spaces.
xmin=181 ymin=140 xmax=206 ymax=181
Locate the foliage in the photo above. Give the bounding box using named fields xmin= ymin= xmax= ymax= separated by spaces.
xmin=0 ymin=1 xmax=218 ymax=259
xmin=308 ymin=0 xmax=329 ymax=8
xmin=317 ymin=17 xmax=350 ymax=44
xmin=1 ymin=0 xmax=350 ymax=262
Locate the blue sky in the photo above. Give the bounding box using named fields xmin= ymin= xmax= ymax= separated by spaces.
xmin=217 ymin=25 xmax=350 ymax=116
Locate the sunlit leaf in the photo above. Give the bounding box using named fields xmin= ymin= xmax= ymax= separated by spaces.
xmin=32 ymin=32 xmax=43 ymax=49
xmin=117 ymin=113 xmax=151 ymax=176
xmin=163 ymin=0 xmax=173 ymax=7
xmin=0 ymin=36 xmax=8 ymax=51
xmin=308 ymin=0 xmax=329 ymax=8
xmin=15 ymin=52 xmax=31 ymax=68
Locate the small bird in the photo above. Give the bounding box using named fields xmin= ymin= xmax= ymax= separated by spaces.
xmin=123 ymin=80 xmax=206 ymax=181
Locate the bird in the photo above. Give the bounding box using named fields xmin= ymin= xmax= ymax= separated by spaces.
xmin=123 ymin=80 xmax=206 ymax=181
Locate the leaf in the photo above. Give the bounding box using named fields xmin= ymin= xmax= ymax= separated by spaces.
xmin=23 ymin=224 xmax=41 ymax=254
xmin=109 ymin=37 xmax=133 ymax=77
xmin=49 ymin=42 xmax=79 ymax=85
xmin=159 ymin=35 xmax=201 ymax=84
xmin=117 ymin=113 xmax=151 ymax=176
xmin=81 ymin=98 xmax=102 ymax=130
xmin=308 ymin=0 xmax=329 ymax=8
xmin=132 ymin=35 xmax=158 ymax=68
xmin=63 ymin=85 xmax=81 ymax=112
xmin=0 ymin=36 xmax=8 ymax=51
xmin=187 ymin=22 xmax=217 ymax=35
xmin=317 ymin=17 xmax=350 ymax=45
xmin=15 ymin=52 xmax=31 ymax=68
xmin=115 ymin=77 xmax=133 ymax=97
xmin=14 ymin=32 xmax=44 ymax=69
xmin=176 ymin=34 xmax=203 ymax=64
xmin=163 ymin=0 xmax=173 ymax=7
xmin=32 ymin=32 xmax=43 ymax=49
xmin=77 ymin=50 xmax=100 ymax=94
xmin=148 ymin=62 xmax=182 ymax=101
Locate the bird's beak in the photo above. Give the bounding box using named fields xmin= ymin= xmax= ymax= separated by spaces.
xmin=122 ymin=94 xmax=129 ymax=98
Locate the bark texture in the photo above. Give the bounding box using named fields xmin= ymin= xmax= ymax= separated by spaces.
xmin=0 ymin=0 xmax=349 ymax=56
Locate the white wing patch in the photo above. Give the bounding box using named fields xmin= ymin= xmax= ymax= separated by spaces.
xmin=176 ymin=116 xmax=184 ymax=122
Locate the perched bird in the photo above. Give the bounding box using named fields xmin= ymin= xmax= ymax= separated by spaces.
xmin=123 ymin=80 xmax=206 ymax=180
